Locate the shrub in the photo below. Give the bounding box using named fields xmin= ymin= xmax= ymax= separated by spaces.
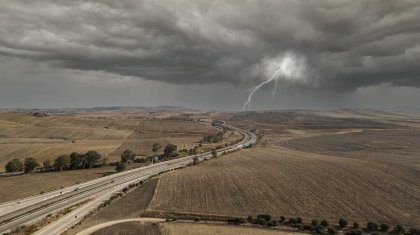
xmin=255 ymin=218 xmax=267 ymax=226
xmin=321 ymin=220 xmax=329 ymax=227
xmin=227 ymin=217 xmax=246 ymax=225
xmin=314 ymin=226 xmax=325 ymax=234
xmin=5 ymin=158 xmax=24 ymax=172
xmin=257 ymin=214 xmax=272 ymax=221
xmin=247 ymin=215 xmax=253 ymax=223
xmin=289 ymin=218 xmax=298 ymax=224
xmin=393 ymin=225 xmax=405 ymax=234
xmin=407 ymin=228 xmax=420 ymax=235
xmin=303 ymin=224 xmax=314 ymax=231
xmin=297 ymin=217 xmax=303 ymax=224
xmin=279 ymin=216 xmax=286 ymax=222
xmin=194 ymin=218 xmax=199 ymax=222
xmin=353 ymin=222 xmax=359 ymax=229
xmin=115 ymin=162 xmax=127 ymax=172
xmin=267 ymin=220 xmax=279 ymax=227
xmin=312 ymin=219 xmax=319 ymax=226
xmin=339 ymin=218 xmax=348 ymax=228
xmin=367 ymin=222 xmax=379 ymax=231
xmin=328 ymin=228 xmax=338 ymax=235
xmin=380 ymin=223 xmax=389 ymax=232
xmin=346 ymin=229 xmax=362 ymax=235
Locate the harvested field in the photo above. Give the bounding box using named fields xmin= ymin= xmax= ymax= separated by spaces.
xmin=69 ymin=179 xmax=159 ymax=234
xmin=149 ymin=145 xmax=420 ymax=226
xmin=91 ymin=222 xmax=160 ymax=235
xmin=159 ymin=222 xmax=304 ymax=235
xmin=280 ymin=129 xmax=420 ymax=170
xmin=0 ymin=112 xmax=219 ymax=170
xmin=0 ymin=166 xmax=117 ymax=202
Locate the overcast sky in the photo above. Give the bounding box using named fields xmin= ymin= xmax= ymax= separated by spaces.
xmin=1 ymin=0 xmax=420 ymax=111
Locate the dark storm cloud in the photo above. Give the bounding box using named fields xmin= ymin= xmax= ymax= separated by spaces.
xmin=0 ymin=0 xmax=419 ymax=90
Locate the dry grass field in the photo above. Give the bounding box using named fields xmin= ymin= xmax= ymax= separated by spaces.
xmin=91 ymin=222 xmax=160 ymax=235
xmin=159 ymin=222 xmax=305 ymax=235
xmin=0 ymin=110 xmax=219 ymax=171
xmin=0 ymin=166 xmax=117 ymax=202
xmin=88 ymin=221 xmax=302 ymax=235
xmin=147 ymin=111 xmax=420 ymax=227
xmin=68 ymin=178 xmax=160 ymax=234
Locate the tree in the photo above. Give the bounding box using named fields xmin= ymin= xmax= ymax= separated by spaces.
xmin=328 ymin=228 xmax=337 ymax=235
xmin=346 ymin=229 xmax=362 ymax=235
xmin=296 ymin=217 xmax=303 ymax=224
xmin=353 ymin=222 xmax=359 ymax=229
xmin=367 ymin=222 xmax=379 ymax=231
xmin=24 ymin=157 xmax=40 ymax=173
xmin=121 ymin=149 xmax=134 ymax=163
xmin=152 ymin=143 xmax=161 ymax=155
xmin=339 ymin=218 xmax=348 ymax=228
xmin=163 ymin=144 xmax=178 ymax=158
xmin=69 ymin=152 xmax=84 ymax=170
xmin=257 ymin=214 xmax=272 ymax=221
xmin=211 ymin=150 xmax=217 ymax=158
xmin=54 ymin=155 xmax=70 ymax=171
xmin=5 ymin=159 xmax=23 ymax=172
xmin=380 ymin=224 xmax=389 ymax=232
xmin=85 ymin=150 xmax=101 ymax=168
xmin=247 ymin=215 xmax=253 ymax=223
xmin=321 ymin=220 xmax=329 ymax=227
xmin=115 ymin=162 xmax=127 ymax=172
xmin=393 ymin=225 xmax=405 ymax=234
xmin=279 ymin=216 xmax=286 ymax=222
xmin=312 ymin=219 xmax=319 ymax=226
xmin=42 ymin=159 xmax=52 ymax=172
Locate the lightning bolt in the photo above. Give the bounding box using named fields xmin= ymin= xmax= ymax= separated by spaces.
xmin=242 ymin=68 xmax=282 ymax=111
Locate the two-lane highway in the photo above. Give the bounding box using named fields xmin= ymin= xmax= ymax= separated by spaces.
xmin=0 ymin=124 xmax=257 ymax=234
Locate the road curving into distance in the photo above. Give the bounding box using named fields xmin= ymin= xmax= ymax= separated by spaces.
xmin=0 ymin=123 xmax=257 ymax=235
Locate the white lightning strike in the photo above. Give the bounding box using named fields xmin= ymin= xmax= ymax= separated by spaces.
xmin=242 ymin=68 xmax=282 ymax=111
xmin=242 ymin=52 xmax=307 ymax=111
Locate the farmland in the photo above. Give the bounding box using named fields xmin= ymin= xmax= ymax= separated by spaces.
xmin=0 ymin=110 xmax=220 ymax=170
xmin=146 ymin=111 xmax=420 ymax=227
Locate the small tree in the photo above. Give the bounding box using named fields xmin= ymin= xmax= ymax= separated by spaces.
xmin=257 ymin=214 xmax=272 ymax=221
xmin=42 ymin=159 xmax=52 ymax=172
xmin=393 ymin=225 xmax=405 ymax=234
xmin=115 ymin=162 xmax=127 ymax=172
xmin=5 ymin=158 xmax=23 ymax=172
xmin=211 ymin=150 xmax=217 ymax=158
xmin=121 ymin=149 xmax=134 ymax=163
xmin=247 ymin=215 xmax=253 ymax=223
xmin=353 ymin=222 xmax=359 ymax=229
xmin=24 ymin=157 xmax=39 ymax=173
xmin=152 ymin=143 xmax=161 ymax=155
xmin=380 ymin=224 xmax=389 ymax=232
xmin=339 ymin=218 xmax=348 ymax=228
xmin=54 ymin=155 xmax=70 ymax=171
xmin=367 ymin=222 xmax=379 ymax=231
xmin=85 ymin=150 xmax=101 ymax=168
xmin=312 ymin=219 xmax=319 ymax=226
xmin=321 ymin=220 xmax=329 ymax=227
xmin=279 ymin=216 xmax=286 ymax=222
xmin=296 ymin=217 xmax=303 ymax=224
xmin=328 ymin=228 xmax=337 ymax=235
xmin=69 ymin=152 xmax=84 ymax=170
xmin=163 ymin=144 xmax=178 ymax=158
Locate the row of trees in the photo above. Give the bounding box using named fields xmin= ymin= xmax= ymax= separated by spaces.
xmin=4 ymin=150 xmax=105 ymax=173
xmin=45 ymin=151 xmax=104 ymax=172
xmin=5 ymin=157 xmax=40 ymax=173
xmin=200 ymin=132 xmax=224 ymax=143
xmin=227 ymin=214 xmax=417 ymax=235
xmin=116 ymin=143 xmax=178 ymax=172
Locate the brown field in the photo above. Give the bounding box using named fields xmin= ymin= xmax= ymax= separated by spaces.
xmin=159 ymin=222 xmax=304 ymax=235
xmin=147 ymin=111 xmax=420 ymax=227
xmin=91 ymin=222 xmax=160 ymax=235
xmin=0 ymin=165 xmax=150 ymax=203
xmin=0 ymin=111 xmax=219 ymax=171
xmin=87 ymin=221 xmax=301 ymax=235
xmin=68 ymin=178 xmax=159 ymax=234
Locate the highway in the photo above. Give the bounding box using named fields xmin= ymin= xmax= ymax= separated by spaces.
xmin=0 ymin=124 xmax=257 ymax=235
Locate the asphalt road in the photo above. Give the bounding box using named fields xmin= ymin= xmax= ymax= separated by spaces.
xmin=0 ymin=124 xmax=257 ymax=234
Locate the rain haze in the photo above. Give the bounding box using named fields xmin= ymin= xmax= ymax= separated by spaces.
xmin=1 ymin=0 xmax=420 ymax=111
